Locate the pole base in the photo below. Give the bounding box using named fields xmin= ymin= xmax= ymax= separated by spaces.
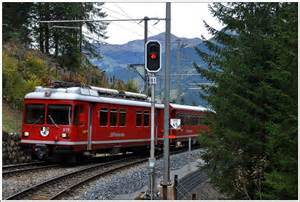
xmin=158 ymin=183 xmax=175 ymax=200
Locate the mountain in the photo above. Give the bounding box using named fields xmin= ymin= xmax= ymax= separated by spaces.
xmin=89 ymin=33 xmax=210 ymax=106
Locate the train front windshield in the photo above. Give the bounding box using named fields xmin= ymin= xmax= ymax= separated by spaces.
xmin=25 ymin=104 xmax=45 ymax=124
xmin=47 ymin=105 xmax=72 ymax=125
xmin=25 ymin=104 xmax=72 ymax=125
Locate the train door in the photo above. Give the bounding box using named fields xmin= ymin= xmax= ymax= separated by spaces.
xmin=87 ymin=103 xmax=93 ymax=150
xmin=77 ymin=103 xmax=92 ymax=151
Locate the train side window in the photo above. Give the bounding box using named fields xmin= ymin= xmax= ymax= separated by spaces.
xmin=119 ymin=109 xmax=126 ymax=126
xmin=99 ymin=108 xmax=108 ymax=126
xmin=73 ymin=105 xmax=80 ymax=125
xmin=144 ymin=111 xmax=149 ymax=127
xmin=179 ymin=114 xmax=184 ymax=126
xmin=110 ymin=108 xmax=117 ymax=126
xmin=186 ymin=115 xmax=191 ymax=125
xmin=198 ymin=116 xmax=202 ymax=125
xmin=136 ymin=111 xmax=142 ymax=126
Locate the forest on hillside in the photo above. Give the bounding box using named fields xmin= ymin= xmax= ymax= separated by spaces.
xmin=2 ymin=3 xmax=139 ymax=105
xmin=2 ymin=2 xmax=138 ymax=132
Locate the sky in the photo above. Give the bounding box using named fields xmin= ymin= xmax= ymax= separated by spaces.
xmin=100 ymin=3 xmax=223 ymax=44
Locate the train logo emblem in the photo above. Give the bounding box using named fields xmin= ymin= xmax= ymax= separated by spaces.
xmin=40 ymin=127 xmax=50 ymax=136
xmin=170 ymin=119 xmax=181 ymax=129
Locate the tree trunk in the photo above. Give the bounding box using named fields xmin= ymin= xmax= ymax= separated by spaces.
xmin=39 ymin=23 xmax=44 ymax=53
xmin=54 ymin=31 xmax=58 ymax=57
xmin=45 ymin=24 xmax=49 ymax=54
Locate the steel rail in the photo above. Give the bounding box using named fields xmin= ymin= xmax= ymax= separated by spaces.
xmin=51 ymin=148 xmax=195 ymax=200
xmin=3 ymin=161 xmax=46 ymax=169
xmin=3 ymin=164 xmax=59 ymax=176
xmin=5 ymin=147 xmax=199 ymax=200
xmin=5 ymin=157 xmax=142 ymax=200
xmin=50 ymin=158 xmax=148 ymax=200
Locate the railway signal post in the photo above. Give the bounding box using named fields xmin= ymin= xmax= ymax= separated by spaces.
xmin=145 ymin=40 xmax=161 ymax=199
xmin=162 ymin=2 xmax=172 ymax=200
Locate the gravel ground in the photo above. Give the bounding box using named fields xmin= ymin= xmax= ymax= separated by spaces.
xmin=62 ymin=149 xmax=206 ymax=200
xmin=2 ymin=164 xmax=98 ymax=199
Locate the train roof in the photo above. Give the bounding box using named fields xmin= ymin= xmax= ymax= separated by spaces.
xmin=25 ymin=86 xmax=164 ymax=108
xmin=170 ymin=103 xmax=209 ymax=112
xmin=24 ymin=86 xmax=212 ymax=112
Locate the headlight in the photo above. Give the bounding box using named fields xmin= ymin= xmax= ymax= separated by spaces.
xmin=61 ymin=133 xmax=68 ymax=138
xmin=23 ymin=132 xmax=30 ymax=137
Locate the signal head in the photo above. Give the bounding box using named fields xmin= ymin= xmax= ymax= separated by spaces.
xmin=145 ymin=40 xmax=161 ymax=73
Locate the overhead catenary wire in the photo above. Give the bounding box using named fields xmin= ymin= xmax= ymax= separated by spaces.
xmin=107 ymin=15 xmax=144 ymax=38
xmin=113 ymin=3 xmax=157 ymax=36
xmin=102 ymin=5 xmax=155 ymax=36
xmin=40 ymin=18 xmax=166 ymax=24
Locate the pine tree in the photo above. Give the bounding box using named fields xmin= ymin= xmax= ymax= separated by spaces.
xmin=194 ymin=3 xmax=297 ymax=199
xmin=29 ymin=2 xmax=107 ymax=70
xmin=3 ymin=3 xmax=33 ymax=44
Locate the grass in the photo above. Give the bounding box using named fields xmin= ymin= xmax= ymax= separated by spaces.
xmin=2 ymin=101 xmax=22 ymax=133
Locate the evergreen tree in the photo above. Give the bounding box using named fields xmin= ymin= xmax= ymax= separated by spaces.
xmin=2 ymin=3 xmax=33 ymax=44
xmin=29 ymin=2 xmax=107 ymax=70
xmin=194 ymin=3 xmax=297 ymax=199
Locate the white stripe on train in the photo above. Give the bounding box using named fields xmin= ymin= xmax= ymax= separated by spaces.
xmin=21 ymin=135 xmax=198 ymax=145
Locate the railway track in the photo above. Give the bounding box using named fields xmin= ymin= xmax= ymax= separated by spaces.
xmin=3 ymin=161 xmax=59 ymax=177
xmin=4 ymin=147 xmax=197 ymax=200
xmin=3 ymin=161 xmax=46 ymax=170
xmin=5 ymin=156 xmax=148 ymax=200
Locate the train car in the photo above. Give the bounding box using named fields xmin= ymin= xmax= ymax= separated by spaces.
xmin=169 ymin=104 xmax=210 ymax=146
xmin=20 ymin=82 xmax=210 ymax=160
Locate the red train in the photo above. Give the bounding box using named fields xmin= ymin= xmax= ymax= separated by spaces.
xmin=21 ymin=82 xmax=210 ymax=161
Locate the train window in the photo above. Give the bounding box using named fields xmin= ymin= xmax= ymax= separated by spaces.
xmin=47 ymin=105 xmax=72 ymax=125
xmin=119 ymin=109 xmax=126 ymax=126
xmin=198 ymin=116 xmax=202 ymax=125
xmin=100 ymin=108 xmax=108 ymax=126
xmin=25 ymin=104 xmax=45 ymax=124
xmin=110 ymin=109 xmax=117 ymax=126
xmin=136 ymin=111 xmax=142 ymax=126
xmin=73 ymin=105 xmax=80 ymax=125
xmin=186 ymin=115 xmax=191 ymax=125
xmin=144 ymin=111 xmax=149 ymax=126
xmin=178 ymin=114 xmax=184 ymax=126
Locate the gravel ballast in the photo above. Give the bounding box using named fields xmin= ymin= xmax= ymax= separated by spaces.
xmin=2 ymin=164 xmax=102 ymax=199
xmin=63 ymin=149 xmax=206 ymax=200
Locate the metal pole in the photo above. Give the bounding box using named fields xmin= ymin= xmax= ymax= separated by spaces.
xmin=148 ymin=74 xmax=156 ymax=200
xmin=176 ymin=40 xmax=180 ymax=103
xmin=144 ymin=17 xmax=149 ymax=95
xmin=162 ymin=2 xmax=171 ymax=199
xmin=188 ymin=137 xmax=191 ymax=171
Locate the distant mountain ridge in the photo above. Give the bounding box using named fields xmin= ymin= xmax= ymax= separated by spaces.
xmin=90 ymin=32 xmax=209 ymax=106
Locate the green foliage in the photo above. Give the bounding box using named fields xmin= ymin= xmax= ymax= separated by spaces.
xmin=2 ymin=42 xmax=61 ymax=107
xmin=3 ymin=2 xmax=108 ymax=71
xmin=2 ymin=3 xmax=33 ymax=44
xmin=126 ymin=79 xmax=139 ymax=93
xmin=195 ymin=3 xmax=297 ymax=199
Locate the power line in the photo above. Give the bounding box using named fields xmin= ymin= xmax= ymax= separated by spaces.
xmin=113 ymin=3 xmax=156 ymax=36
xmin=102 ymin=6 xmax=154 ymax=36
xmin=115 ymin=2 xmax=163 ymax=35
xmin=40 ymin=18 xmax=165 ymax=24
xmin=107 ymin=15 xmax=144 ymax=38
